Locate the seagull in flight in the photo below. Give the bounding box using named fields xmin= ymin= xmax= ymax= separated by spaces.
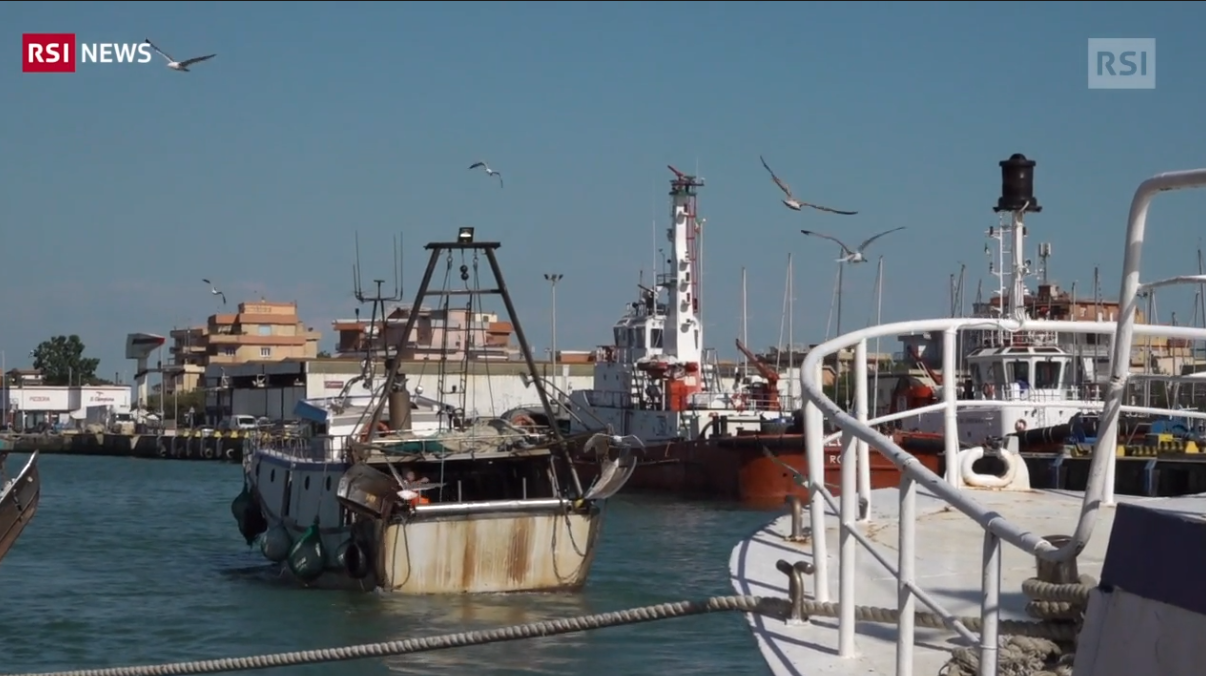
xmin=202 ymin=279 xmax=227 ymax=305
xmin=469 ymin=161 xmax=503 ymax=187
xmin=800 ymin=227 xmax=906 ymax=264
xmin=760 ymin=155 xmax=857 ymax=215
xmin=143 ymin=39 xmax=216 ymax=72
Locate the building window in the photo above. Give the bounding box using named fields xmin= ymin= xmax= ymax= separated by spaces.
xmin=223 ymin=347 xmax=236 ymax=357
xmin=260 ymin=347 xmax=271 ymax=358
xmin=257 ymin=325 xmax=272 ymax=336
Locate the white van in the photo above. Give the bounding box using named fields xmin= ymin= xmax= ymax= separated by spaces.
xmin=221 ymin=415 xmax=259 ymax=431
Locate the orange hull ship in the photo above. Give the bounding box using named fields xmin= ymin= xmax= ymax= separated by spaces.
xmin=574 ymin=429 xmax=946 ymax=509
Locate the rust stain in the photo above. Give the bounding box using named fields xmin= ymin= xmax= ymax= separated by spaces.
xmin=506 ymin=518 xmax=532 ymax=585
xmin=459 ymin=519 xmax=475 ymax=591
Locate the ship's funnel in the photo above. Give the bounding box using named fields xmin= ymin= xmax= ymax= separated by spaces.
xmin=994 ymin=153 xmax=1041 ymax=213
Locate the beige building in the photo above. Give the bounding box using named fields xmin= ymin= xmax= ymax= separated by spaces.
xmin=333 ymin=304 xmax=518 ymax=361
xmin=168 ymin=301 xmax=321 ymax=392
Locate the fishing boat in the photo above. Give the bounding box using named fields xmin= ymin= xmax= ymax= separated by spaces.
xmin=730 ymin=156 xmax=1206 ymax=676
xmin=566 ymin=166 xmax=943 ymax=508
xmin=231 ymin=229 xmax=633 ymax=593
xmin=0 ymin=442 xmax=40 ymax=565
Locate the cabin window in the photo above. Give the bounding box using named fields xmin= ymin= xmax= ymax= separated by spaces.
xmin=1008 ymin=360 xmax=1030 ymax=385
xmin=635 ymin=329 xmax=646 ymax=348
xmin=650 ymin=328 xmax=664 ymax=348
xmin=990 ymin=362 xmax=1006 ymax=385
xmin=614 ymin=328 xmax=626 ymax=347
xmin=1035 ymin=361 xmax=1061 ymax=389
xmin=970 ymin=364 xmax=983 ymax=385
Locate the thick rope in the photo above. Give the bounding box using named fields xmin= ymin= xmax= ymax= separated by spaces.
xmin=937 ymin=576 xmax=1097 ymax=676
xmin=2 ymin=582 xmax=1092 ymax=676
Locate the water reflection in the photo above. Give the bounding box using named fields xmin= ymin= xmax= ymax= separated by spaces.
xmin=373 ymin=592 xmax=592 ymax=674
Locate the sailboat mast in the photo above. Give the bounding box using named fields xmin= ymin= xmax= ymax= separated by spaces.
xmin=787 ymin=253 xmax=795 ymax=408
xmin=741 ymin=266 xmax=748 ymax=374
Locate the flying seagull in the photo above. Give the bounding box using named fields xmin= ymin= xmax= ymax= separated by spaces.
xmin=144 ymin=39 xmax=216 ymax=72
xmin=202 ymin=279 xmax=227 ymax=305
xmin=760 ymin=155 xmax=857 ymax=215
xmin=468 ymin=161 xmax=503 ymax=188
xmin=800 ymin=226 xmax=906 ymax=263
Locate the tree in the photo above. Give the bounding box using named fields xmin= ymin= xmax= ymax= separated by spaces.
xmin=32 ymin=335 xmax=101 ymax=386
xmin=316 ymin=350 xmax=332 ymax=358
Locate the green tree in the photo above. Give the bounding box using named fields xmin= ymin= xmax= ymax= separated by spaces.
xmin=317 ymin=350 xmax=332 ymax=358
xmin=32 ymin=335 xmax=101 ymax=386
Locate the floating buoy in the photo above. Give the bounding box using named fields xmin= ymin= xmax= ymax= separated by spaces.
xmin=261 ymin=525 xmax=292 ymax=563
xmin=230 ymin=486 xmax=252 ymax=523
xmin=336 ymin=539 xmax=371 ymax=580
xmin=287 ymin=524 xmax=326 ymax=583
xmin=238 ymin=500 xmax=268 ymax=545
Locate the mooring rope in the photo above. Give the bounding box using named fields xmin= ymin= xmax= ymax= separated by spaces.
xmin=2 ymin=580 xmax=1093 ymax=676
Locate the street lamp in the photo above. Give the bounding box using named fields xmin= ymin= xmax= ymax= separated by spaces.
xmin=543 ymin=273 xmax=564 ymax=399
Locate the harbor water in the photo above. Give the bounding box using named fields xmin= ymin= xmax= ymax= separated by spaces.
xmin=0 ymin=454 xmax=772 ymax=676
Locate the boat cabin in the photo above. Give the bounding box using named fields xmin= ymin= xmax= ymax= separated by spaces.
xmin=965 ymin=344 xmax=1093 ymax=401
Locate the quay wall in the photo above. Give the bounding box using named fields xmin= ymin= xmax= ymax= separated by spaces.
xmin=7 ymin=431 xmax=246 ymax=462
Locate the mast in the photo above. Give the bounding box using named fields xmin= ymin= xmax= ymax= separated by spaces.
xmin=665 ymin=165 xmax=704 ymax=367
xmin=992 ymin=154 xmax=1041 ymax=322
xmin=787 ymin=253 xmax=795 ymax=408
xmin=741 ymin=266 xmax=748 ymax=375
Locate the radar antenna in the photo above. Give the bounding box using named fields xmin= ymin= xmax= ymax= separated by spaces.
xmin=350 ymin=232 xmax=406 ymax=385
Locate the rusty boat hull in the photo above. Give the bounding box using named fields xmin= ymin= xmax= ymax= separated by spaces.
xmin=0 ymin=451 xmax=40 ymax=565
xmin=575 ymin=433 xmax=945 ymax=509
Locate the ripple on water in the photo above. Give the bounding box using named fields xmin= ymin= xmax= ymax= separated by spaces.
xmin=0 ymin=455 xmax=773 ymax=676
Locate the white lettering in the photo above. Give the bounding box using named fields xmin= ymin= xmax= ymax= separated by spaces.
xmin=828 ymin=454 xmax=841 ymax=465
xmin=28 ymin=43 xmax=70 ymax=64
xmin=80 ymin=43 xmax=153 ymax=64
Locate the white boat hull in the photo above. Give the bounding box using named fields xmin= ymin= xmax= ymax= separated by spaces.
xmin=380 ymin=509 xmax=600 ymax=594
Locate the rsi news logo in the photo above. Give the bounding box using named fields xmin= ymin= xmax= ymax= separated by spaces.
xmin=22 ymin=33 xmax=153 ymax=73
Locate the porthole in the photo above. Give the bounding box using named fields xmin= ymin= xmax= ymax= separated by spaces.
xmin=270 ymin=469 xmax=276 ymax=482
xmin=304 ymin=476 xmax=311 ymax=490
xmin=255 ymin=462 xmax=260 ymax=477
xmin=325 ymin=476 xmax=332 ymax=491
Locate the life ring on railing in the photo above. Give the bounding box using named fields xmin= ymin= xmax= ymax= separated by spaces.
xmin=1014 ymin=419 xmax=1028 ymax=434
xmin=981 ymin=383 xmax=995 ymax=399
xmin=358 ymin=421 xmax=390 ymax=443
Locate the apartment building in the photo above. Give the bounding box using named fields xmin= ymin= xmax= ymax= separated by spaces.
xmin=332 ymin=304 xmax=518 ymax=361
xmin=168 ymin=301 xmax=322 ymax=392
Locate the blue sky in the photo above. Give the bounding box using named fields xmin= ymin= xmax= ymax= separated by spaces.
xmin=3 ymin=1 xmax=1205 ymax=379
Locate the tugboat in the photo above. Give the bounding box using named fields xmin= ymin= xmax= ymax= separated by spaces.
xmin=567 ymin=166 xmax=942 ymax=508
xmin=0 ymin=441 xmax=39 ymax=565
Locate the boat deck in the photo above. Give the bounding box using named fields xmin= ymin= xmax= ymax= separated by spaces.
xmin=729 ymin=486 xmax=1206 ymax=676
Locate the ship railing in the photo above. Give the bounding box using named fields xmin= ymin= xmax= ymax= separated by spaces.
xmin=797 ymin=168 xmax=1206 ymax=676
xmin=252 ymin=434 xmax=338 ymax=463
xmin=979 ymin=385 xmax=1102 ymax=403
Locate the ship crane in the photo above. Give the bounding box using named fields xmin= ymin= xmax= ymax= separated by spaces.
xmin=735 ymin=339 xmax=780 ymax=411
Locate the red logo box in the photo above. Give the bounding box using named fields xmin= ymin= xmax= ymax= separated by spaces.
xmin=23 ymin=33 xmax=75 ymax=73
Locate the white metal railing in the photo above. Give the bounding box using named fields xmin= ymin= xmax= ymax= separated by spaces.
xmin=798 ymin=167 xmax=1206 ymax=676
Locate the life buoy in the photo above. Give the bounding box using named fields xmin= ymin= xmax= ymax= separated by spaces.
xmin=1014 ymin=419 xmax=1028 ymax=434
xmin=511 ymin=414 xmax=536 ymax=428
xmin=981 ymin=383 xmax=995 ymax=399
xmin=358 ymin=421 xmax=390 ymax=443
xmin=732 ymin=394 xmax=747 ymax=412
